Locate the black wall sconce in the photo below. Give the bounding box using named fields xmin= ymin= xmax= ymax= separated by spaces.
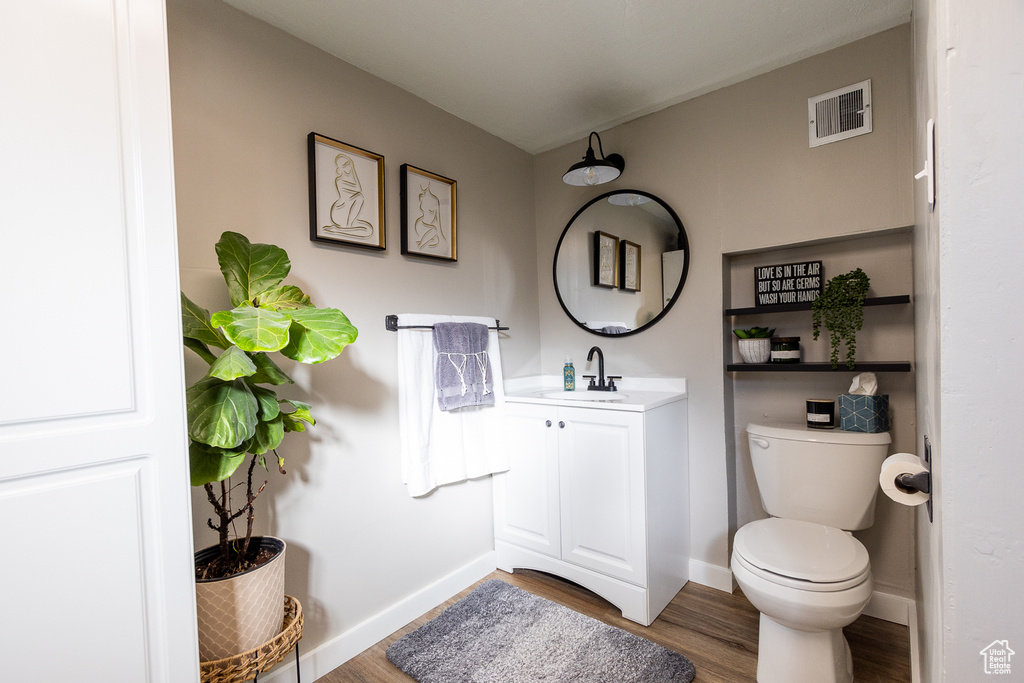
xmin=562 ymin=131 xmax=625 ymax=186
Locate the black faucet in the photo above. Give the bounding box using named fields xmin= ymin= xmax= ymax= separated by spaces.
xmin=585 ymin=346 xmax=618 ymax=391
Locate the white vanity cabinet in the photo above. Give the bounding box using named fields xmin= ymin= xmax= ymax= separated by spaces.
xmin=494 ymin=390 xmax=689 ymax=626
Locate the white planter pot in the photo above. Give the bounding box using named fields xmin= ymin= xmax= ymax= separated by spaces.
xmin=738 ymin=338 xmax=772 ymax=363
xmin=195 ymin=536 xmax=286 ymax=662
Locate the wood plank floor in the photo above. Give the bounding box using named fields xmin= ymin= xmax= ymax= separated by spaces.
xmin=316 ymin=568 xmax=911 ymax=682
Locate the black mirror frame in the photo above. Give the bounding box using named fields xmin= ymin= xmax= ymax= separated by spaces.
xmin=552 ymin=189 xmax=690 ymax=337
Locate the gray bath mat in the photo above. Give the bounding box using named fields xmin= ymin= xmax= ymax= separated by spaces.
xmin=386 ymin=579 xmax=696 ymax=682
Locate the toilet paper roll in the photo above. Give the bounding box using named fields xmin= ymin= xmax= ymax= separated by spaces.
xmin=879 ymin=453 xmax=929 ymax=506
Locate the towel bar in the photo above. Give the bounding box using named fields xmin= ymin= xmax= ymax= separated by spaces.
xmin=385 ymin=314 xmax=509 ymax=332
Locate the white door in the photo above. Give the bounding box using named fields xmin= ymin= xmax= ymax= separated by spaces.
xmin=494 ymin=403 xmax=561 ymax=557
xmin=914 ymin=2 xmax=1024 ymax=678
xmin=0 ymin=1 xmax=200 ymax=681
xmin=559 ymin=407 xmax=646 ymax=585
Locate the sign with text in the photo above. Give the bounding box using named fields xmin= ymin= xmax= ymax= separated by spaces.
xmin=755 ymin=260 xmax=823 ymax=306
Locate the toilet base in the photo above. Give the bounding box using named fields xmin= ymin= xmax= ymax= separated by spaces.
xmin=755 ymin=613 xmax=854 ymax=683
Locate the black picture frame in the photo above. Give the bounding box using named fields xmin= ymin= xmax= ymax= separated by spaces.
xmin=593 ymin=231 xmax=619 ymax=288
xmin=400 ymin=163 xmax=457 ymax=261
xmin=308 ymin=132 xmax=386 ymax=250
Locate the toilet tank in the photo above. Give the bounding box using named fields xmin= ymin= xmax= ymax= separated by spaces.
xmin=747 ymin=422 xmax=891 ymax=530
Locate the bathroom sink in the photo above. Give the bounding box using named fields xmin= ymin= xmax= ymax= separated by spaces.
xmin=538 ymin=390 xmax=627 ymax=402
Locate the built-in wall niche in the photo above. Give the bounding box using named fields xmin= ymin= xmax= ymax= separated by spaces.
xmin=724 ymin=230 xmax=914 ymax=371
xmin=723 ymin=229 xmax=917 ymax=603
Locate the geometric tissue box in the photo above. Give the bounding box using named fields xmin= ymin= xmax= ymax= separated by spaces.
xmin=838 ymin=394 xmax=890 ymax=433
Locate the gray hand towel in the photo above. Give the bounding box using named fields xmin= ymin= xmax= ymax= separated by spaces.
xmin=433 ymin=322 xmax=494 ymax=411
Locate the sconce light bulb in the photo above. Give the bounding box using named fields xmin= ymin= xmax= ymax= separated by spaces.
xmin=582 ymin=167 xmax=597 ymax=186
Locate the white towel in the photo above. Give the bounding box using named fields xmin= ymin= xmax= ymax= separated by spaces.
xmin=397 ymin=314 xmax=509 ymax=497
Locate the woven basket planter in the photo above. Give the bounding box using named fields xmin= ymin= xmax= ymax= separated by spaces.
xmin=200 ymin=595 xmax=303 ymax=683
xmin=195 ymin=537 xmax=287 ymax=662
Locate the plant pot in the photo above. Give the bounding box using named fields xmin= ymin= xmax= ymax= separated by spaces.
xmin=738 ymin=338 xmax=771 ymax=363
xmin=195 ymin=536 xmax=286 ymax=662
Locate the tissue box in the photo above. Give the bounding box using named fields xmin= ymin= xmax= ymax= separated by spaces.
xmin=839 ymin=394 xmax=890 ymax=433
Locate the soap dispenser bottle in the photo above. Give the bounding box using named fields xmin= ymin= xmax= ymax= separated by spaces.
xmin=563 ymin=356 xmax=575 ymax=391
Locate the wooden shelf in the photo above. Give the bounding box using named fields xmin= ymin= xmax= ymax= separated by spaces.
xmin=726 ymin=361 xmax=912 ymax=373
xmin=724 ymin=295 xmax=910 ymax=317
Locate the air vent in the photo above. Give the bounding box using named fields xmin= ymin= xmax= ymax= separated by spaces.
xmin=808 ymin=80 xmax=872 ymax=147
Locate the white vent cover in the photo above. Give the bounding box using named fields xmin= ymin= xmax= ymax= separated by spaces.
xmin=808 ymin=80 xmax=872 ymax=147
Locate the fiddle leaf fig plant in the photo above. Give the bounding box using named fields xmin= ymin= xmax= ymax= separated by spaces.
xmin=812 ymin=267 xmax=870 ymax=370
xmin=183 ymin=231 xmax=357 ymax=579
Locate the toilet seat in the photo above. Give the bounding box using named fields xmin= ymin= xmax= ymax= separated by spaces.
xmin=734 ymin=518 xmax=870 ymax=592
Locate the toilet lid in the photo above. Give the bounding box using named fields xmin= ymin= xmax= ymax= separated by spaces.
xmin=734 ymin=518 xmax=869 ymax=583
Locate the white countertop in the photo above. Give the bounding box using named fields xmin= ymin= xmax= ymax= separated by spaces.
xmin=504 ymin=376 xmax=687 ymax=412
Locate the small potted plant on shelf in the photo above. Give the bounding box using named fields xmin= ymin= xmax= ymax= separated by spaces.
xmin=733 ymin=326 xmax=776 ymax=363
xmin=812 ymin=267 xmax=870 ymax=370
xmin=182 ymin=231 xmax=358 ymax=662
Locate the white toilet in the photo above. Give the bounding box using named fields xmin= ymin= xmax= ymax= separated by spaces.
xmin=732 ymin=422 xmax=891 ymax=683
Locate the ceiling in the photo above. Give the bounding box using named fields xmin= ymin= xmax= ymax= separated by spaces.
xmin=223 ymin=0 xmax=911 ymax=154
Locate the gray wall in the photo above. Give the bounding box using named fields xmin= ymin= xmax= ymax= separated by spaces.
xmin=534 ymin=25 xmax=914 ymax=585
xmin=169 ymin=0 xmax=540 ymax=653
xmin=170 ymin=0 xmax=919 ymax=666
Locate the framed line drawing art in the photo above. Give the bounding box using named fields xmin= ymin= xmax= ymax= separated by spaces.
xmin=593 ymin=231 xmax=618 ymax=288
xmin=619 ymin=239 xmax=641 ymax=292
xmin=401 ymin=164 xmax=457 ymax=261
xmin=308 ymin=132 xmax=385 ymax=250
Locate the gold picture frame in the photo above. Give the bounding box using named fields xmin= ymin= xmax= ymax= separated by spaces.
xmin=619 ymin=239 xmax=641 ymax=292
xmin=400 ymin=164 xmax=457 ymax=261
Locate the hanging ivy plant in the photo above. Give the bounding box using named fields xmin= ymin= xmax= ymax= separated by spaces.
xmin=812 ymin=268 xmax=870 ymax=370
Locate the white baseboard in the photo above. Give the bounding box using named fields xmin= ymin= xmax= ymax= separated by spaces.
xmin=259 ymin=551 xmax=498 ymax=683
xmin=688 ymin=559 xmax=735 ymax=593
xmin=863 ymin=589 xmax=914 ymax=626
xmin=908 ymin=602 xmax=922 ymax=683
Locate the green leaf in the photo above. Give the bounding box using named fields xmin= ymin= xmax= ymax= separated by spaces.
xmin=281 ymin=399 xmax=315 ymax=433
xmin=184 ymin=337 xmax=217 ymax=365
xmin=207 ymin=346 xmax=258 ymax=381
xmin=245 ymin=414 xmax=285 ymax=455
xmin=181 ymin=292 xmax=229 ymax=349
xmin=249 ymin=353 xmax=295 ymax=386
xmin=733 ymin=327 xmax=775 ymax=339
xmin=189 ymin=441 xmax=247 ymax=486
xmin=212 ymin=305 xmax=292 ymax=353
xmin=812 ymin=268 xmax=870 ymax=370
xmin=215 ymin=231 xmax=291 ymax=306
xmin=256 ymin=285 xmax=312 ymax=311
xmin=280 ymin=307 xmax=358 ymax=364
xmin=249 ymin=384 xmax=281 ymax=421
xmin=186 ymin=377 xmax=258 ymax=449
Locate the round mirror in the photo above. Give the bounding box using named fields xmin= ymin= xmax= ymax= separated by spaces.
xmin=553 ymin=189 xmax=689 ymax=336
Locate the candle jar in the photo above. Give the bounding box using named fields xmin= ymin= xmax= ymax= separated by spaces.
xmin=771 ymin=337 xmax=801 ymax=363
xmin=806 ymin=399 xmax=836 ymax=429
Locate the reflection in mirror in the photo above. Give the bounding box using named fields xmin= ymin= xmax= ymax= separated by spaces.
xmin=553 ymin=190 xmax=689 ymax=337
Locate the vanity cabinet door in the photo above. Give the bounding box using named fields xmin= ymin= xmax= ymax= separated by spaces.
xmin=558 ymin=407 xmax=647 ymax=586
xmin=493 ymin=403 xmax=561 ymax=558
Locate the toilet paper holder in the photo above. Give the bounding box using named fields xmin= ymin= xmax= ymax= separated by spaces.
xmin=894 ymin=470 xmax=930 ymax=495
xmin=897 ymin=436 xmax=933 ymax=523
